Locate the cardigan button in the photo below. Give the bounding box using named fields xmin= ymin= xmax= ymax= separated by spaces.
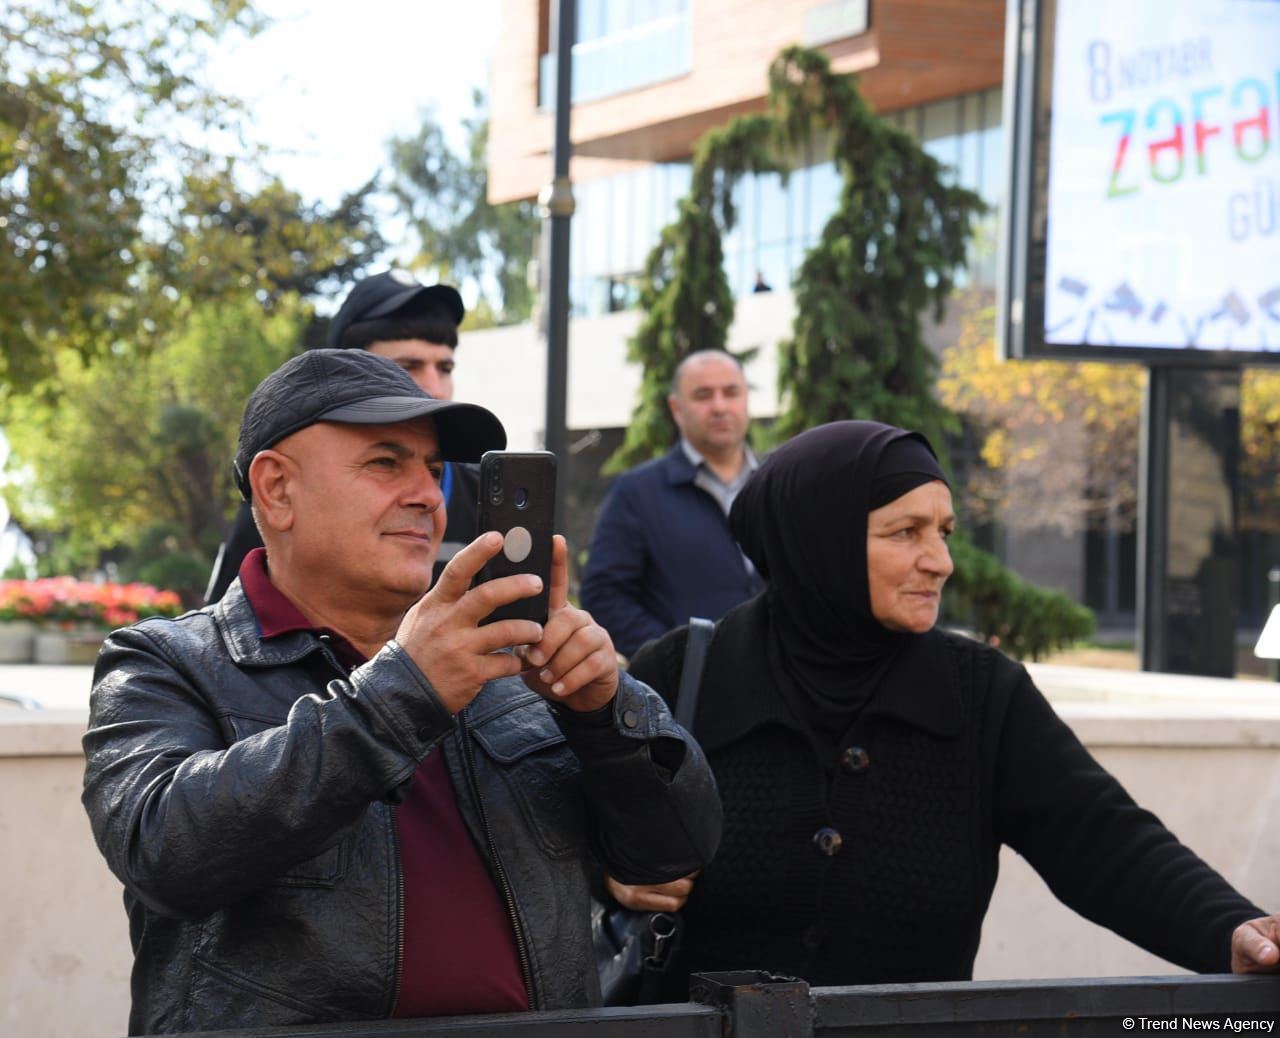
xmin=813 ymin=826 xmax=843 ymax=857
xmin=840 ymin=745 xmax=870 ymax=774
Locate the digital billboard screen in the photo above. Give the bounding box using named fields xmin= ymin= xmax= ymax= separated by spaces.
xmin=1000 ymin=0 xmax=1280 ymax=364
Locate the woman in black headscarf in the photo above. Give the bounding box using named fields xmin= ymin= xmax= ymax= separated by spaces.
xmin=613 ymin=420 xmax=1278 ymax=994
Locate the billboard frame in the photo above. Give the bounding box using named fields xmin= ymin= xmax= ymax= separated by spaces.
xmin=997 ymin=0 xmax=1280 ymax=368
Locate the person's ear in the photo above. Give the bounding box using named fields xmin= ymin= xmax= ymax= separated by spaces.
xmin=248 ymin=451 xmax=295 ymax=533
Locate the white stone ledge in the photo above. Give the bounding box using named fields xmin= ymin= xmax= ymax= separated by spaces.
xmin=6 ymin=662 xmax=1279 ymax=760
xmin=0 ymin=710 xmax=87 ymax=756
xmin=1027 ymin=663 xmax=1280 ymax=747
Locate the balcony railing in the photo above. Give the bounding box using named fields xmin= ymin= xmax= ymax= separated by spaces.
xmin=538 ymin=12 xmax=691 ymax=109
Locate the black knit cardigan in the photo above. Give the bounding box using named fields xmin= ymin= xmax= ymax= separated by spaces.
xmin=626 ymin=595 xmax=1260 ymax=994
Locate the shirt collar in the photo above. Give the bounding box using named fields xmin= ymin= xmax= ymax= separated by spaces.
xmin=239 ymin=548 xmax=367 ymax=668
xmin=678 ymin=438 xmax=758 ymax=481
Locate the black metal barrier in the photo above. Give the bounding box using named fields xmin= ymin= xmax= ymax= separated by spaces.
xmin=171 ymin=972 xmax=1280 ymax=1038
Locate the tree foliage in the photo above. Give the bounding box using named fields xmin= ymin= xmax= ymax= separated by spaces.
xmin=606 ymin=47 xmax=983 ymax=470
xmin=946 ymin=534 xmax=1095 ymax=661
xmin=162 ymin=172 xmax=387 ymax=313
xmin=939 ymin=311 xmax=1280 ymax=538
xmin=1 ymin=0 xmax=390 ymax=591
xmin=604 ymin=115 xmax=782 ymax=473
xmin=3 ymin=295 xmax=300 ymax=601
xmin=610 ymin=45 xmax=1093 ymax=658
xmin=938 ymin=306 xmax=1144 ymax=535
xmin=767 ymin=48 xmax=983 ymax=449
xmin=1241 ymin=368 xmax=1280 ymax=534
xmin=387 ymin=91 xmax=539 ymax=327
xmin=0 ymin=0 xmax=262 ymax=390
xmin=1 ymin=171 xmax=387 ymax=599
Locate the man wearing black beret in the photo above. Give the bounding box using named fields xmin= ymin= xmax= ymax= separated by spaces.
xmin=205 ymin=269 xmax=481 ymax=602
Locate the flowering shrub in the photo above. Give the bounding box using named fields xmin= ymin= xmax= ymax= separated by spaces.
xmin=0 ymin=578 xmax=184 ymax=629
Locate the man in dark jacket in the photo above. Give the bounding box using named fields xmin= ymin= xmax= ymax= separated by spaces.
xmin=205 ymin=269 xmax=480 ymax=603
xmin=581 ymin=350 xmax=764 ymax=658
xmin=84 ymin=349 xmax=721 ymax=1035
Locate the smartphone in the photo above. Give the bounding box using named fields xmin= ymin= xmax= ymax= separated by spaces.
xmin=475 ymin=451 xmax=556 ymax=625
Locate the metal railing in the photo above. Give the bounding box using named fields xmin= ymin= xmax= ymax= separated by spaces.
xmin=155 ymin=971 xmax=1280 ymax=1037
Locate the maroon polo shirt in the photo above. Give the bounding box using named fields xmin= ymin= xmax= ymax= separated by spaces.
xmin=238 ymin=549 xmax=529 ymax=1017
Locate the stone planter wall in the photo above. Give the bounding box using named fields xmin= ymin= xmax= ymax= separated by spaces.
xmin=33 ymin=628 xmax=107 ymax=666
xmin=0 ymin=621 xmax=38 ymax=663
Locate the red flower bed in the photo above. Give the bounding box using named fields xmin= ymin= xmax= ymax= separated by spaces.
xmin=0 ymin=578 xmax=184 ymax=628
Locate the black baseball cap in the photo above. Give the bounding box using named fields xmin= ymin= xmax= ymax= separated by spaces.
xmin=326 ymin=269 xmax=466 ymax=349
xmin=234 ymin=349 xmax=505 ymax=498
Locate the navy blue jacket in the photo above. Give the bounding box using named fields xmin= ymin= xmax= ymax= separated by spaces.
xmin=580 ymin=447 xmax=764 ymax=657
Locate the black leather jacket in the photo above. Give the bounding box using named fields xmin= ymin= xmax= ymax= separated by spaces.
xmin=82 ymin=582 xmax=721 ymax=1035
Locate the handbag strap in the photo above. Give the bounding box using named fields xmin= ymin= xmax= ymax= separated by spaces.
xmin=674 ymin=617 xmax=714 ymax=732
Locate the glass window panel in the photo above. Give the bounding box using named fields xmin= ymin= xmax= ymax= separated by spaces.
xmin=721 ymin=173 xmax=745 ymax=254
xmin=580 ymin=180 xmax=611 ymax=277
xmin=805 ymin=160 xmax=842 ymax=241
xmin=631 ymin=0 xmax=660 ymax=27
xmin=723 ymin=241 xmax=749 ymax=299
xmin=626 ymin=166 xmax=655 ymax=273
xmin=757 ymin=172 xmax=789 ymax=246
xmin=664 ymin=162 xmax=691 ymax=214
xmin=958 ymin=94 xmax=983 ymax=194
xmin=578 ymin=0 xmax=603 ymax=42
xmin=573 ymin=184 xmax=586 ymax=277
xmin=585 ymin=277 xmax=611 ymax=317
xmin=921 ymin=98 xmax=961 ymax=184
xmin=979 ymin=88 xmax=1005 ymax=207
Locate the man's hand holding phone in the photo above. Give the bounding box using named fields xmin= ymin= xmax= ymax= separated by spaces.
xmin=393 ymin=531 xmax=617 ymax=716
xmin=518 ymin=534 xmax=618 ymax=713
xmin=393 ymin=532 xmax=544 ymax=715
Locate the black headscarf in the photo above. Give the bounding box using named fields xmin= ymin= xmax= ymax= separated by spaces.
xmin=728 ymin=420 xmax=948 ymax=750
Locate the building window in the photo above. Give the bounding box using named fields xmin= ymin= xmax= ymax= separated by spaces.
xmin=540 ymin=0 xmax=692 ymax=107
xmin=565 ymin=88 xmax=1006 ymax=315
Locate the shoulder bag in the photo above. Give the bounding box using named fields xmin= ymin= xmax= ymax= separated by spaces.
xmin=594 ymin=616 xmax=715 ymax=1006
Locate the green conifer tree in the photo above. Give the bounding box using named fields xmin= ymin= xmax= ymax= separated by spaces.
xmin=766 ymin=47 xmax=980 ymax=447
xmin=603 ymin=116 xmax=781 ymax=473
xmin=606 ymin=45 xmax=1093 ymax=659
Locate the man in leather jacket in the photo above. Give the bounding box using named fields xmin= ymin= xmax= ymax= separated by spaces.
xmin=83 ymin=349 xmax=722 ymax=1035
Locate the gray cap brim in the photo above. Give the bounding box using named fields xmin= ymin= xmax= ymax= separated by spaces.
xmin=319 ymin=396 xmax=505 ymax=462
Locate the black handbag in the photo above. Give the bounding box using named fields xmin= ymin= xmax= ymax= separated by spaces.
xmin=594 ymin=616 xmax=715 ymax=1007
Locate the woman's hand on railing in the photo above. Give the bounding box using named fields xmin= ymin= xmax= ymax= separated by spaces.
xmin=1232 ymin=914 xmax=1280 ymax=973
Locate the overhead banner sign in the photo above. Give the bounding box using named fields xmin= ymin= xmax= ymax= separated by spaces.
xmin=1001 ymin=0 xmax=1280 ymax=363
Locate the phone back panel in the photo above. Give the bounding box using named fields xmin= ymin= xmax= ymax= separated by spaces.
xmin=475 ymin=451 xmax=556 ymax=625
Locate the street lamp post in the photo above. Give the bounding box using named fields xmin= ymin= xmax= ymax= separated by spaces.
xmin=539 ymin=0 xmax=575 ymax=530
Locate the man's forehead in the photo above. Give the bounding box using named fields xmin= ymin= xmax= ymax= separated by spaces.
xmin=679 ymin=355 xmax=746 ymax=390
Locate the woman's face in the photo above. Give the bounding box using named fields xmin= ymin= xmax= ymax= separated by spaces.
xmin=866 ymin=480 xmax=955 ymax=633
